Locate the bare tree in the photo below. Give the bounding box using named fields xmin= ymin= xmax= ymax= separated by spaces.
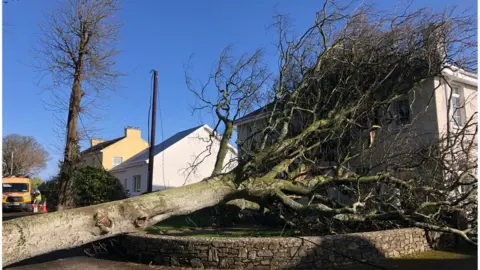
xmin=3 ymin=2 xmax=477 ymax=266
xmin=2 ymin=134 xmax=50 ymax=177
xmin=185 ymin=45 xmax=270 ymax=175
xmin=35 ymin=0 xmax=121 ymax=209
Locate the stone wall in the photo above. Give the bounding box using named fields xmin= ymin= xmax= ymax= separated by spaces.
xmin=118 ymin=228 xmax=452 ymax=269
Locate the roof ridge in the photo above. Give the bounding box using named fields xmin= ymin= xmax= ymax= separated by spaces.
xmin=110 ymin=125 xmax=204 ymax=170
xmin=80 ymin=136 xmax=125 ymax=155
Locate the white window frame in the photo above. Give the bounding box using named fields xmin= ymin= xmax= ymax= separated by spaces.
xmin=457 ymin=170 xmax=475 ymax=195
xmin=112 ymin=157 xmax=123 ymax=167
xmin=450 ymin=86 xmax=463 ymax=128
xmin=133 ymin=175 xmax=141 ymax=193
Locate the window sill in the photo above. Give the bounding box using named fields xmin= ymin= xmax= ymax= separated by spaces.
xmin=450 ymin=125 xmax=463 ymax=130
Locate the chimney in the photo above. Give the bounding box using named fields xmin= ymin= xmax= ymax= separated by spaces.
xmin=422 ymin=22 xmax=448 ymax=62
xmin=90 ymin=138 xmax=104 ymax=147
xmin=125 ymin=126 xmax=141 ymax=138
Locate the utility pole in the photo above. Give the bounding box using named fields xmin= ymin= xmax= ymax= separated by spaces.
xmin=147 ymin=70 xmax=158 ymax=193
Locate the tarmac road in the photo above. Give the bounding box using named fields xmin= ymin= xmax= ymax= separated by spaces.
xmin=2 ymin=210 xmax=36 ymax=221
xmin=6 ymin=257 xmax=191 ymax=269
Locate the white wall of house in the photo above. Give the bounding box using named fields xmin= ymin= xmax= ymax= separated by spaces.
xmin=111 ymin=163 xmax=149 ymax=196
xmin=434 ymin=75 xmax=477 ymax=137
xmin=111 ymin=126 xmax=237 ymax=197
xmin=151 ymin=126 xmax=237 ymax=189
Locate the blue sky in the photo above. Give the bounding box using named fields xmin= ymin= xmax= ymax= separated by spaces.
xmin=3 ymin=0 xmax=476 ymax=179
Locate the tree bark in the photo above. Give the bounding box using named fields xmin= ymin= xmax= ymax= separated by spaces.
xmin=58 ymin=60 xmax=84 ymax=209
xmin=212 ymin=121 xmax=234 ymax=175
xmin=2 ymin=175 xmax=237 ymax=267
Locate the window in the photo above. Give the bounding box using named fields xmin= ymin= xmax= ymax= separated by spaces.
xmin=2 ymin=183 xmax=29 ymax=192
xmin=460 ymin=184 xmax=470 ymax=194
xmin=459 ymin=173 xmax=474 ymax=194
xmin=451 ymin=87 xmax=462 ymax=127
xmin=133 ymin=175 xmax=141 ymax=193
xmin=394 ymin=98 xmax=410 ymax=125
xmin=112 ymin=157 xmax=123 ymax=167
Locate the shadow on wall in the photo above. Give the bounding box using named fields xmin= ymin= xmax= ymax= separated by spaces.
xmin=4 ymin=229 xmax=476 ymax=270
xmin=294 ymin=235 xmax=475 ymax=270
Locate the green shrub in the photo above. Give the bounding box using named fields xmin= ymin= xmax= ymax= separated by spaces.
xmin=38 ymin=165 xmax=127 ymax=210
xmin=38 ymin=178 xmax=59 ymax=210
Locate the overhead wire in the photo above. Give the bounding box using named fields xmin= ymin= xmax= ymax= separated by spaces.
xmin=156 ymin=71 xmax=166 ymax=188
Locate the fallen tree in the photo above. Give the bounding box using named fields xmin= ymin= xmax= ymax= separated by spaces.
xmin=4 ymin=1 xmax=477 ymax=267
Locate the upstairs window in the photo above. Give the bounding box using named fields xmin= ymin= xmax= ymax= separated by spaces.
xmin=112 ymin=157 xmax=123 ymax=167
xmin=394 ymin=98 xmax=410 ymax=125
xmin=451 ymin=87 xmax=463 ymax=127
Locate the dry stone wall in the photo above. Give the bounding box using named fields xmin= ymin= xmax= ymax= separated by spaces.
xmin=118 ymin=228 xmax=454 ymax=269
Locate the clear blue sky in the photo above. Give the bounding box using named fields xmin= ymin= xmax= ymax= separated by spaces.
xmin=3 ymin=0 xmax=476 ymax=180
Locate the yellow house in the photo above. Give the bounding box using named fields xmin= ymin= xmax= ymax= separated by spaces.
xmin=80 ymin=127 xmax=149 ymax=171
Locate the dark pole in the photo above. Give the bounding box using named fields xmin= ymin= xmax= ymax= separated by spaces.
xmin=147 ymin=70 xmax=158 ymax=193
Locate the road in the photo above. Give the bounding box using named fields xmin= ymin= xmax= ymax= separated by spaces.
xmin=2 ymin=210 xmax=36 ymax=221
xmin=2 ymin=211 xmax=186 ymax=270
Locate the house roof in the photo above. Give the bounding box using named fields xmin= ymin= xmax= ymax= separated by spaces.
xmin=110 ymin=124 xmax=236 ymax=171
xmin=233 ymin=102 xmax=276 ymax=126
xmin=80 ymin=137 xmax=124 ymax=155
xmin=233 ymin=64 xmax=479 ymax=127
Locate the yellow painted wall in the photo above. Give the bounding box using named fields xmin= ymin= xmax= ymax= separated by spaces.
xmin=101 ymin=130 xmax=149 ymax=171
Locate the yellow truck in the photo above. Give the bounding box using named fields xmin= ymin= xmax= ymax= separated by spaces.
xmin=2 ymin=177 xmax=32 ymax=211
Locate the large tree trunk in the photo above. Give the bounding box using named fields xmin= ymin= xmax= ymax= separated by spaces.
xmin=58 ymin=66 xmax=84 ymax=210
xmin=3 ymin=176 xmax=236 ymax=267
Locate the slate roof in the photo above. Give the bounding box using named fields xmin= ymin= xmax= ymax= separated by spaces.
xmin=110 ymin=125 xmax=204 ymax=171
xmin=233 ymin=102 xmax=276 ymax=126
xmin=80 ymin=137 xmax=124 ymax=155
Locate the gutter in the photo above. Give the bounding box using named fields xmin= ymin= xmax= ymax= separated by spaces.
xmin=441 ymin=68 xmax=478 ymax=88
xmin=110 ymin=160 xmax=148 ymax=172
xmin=232 ymin=112 xmax=270 ymax=127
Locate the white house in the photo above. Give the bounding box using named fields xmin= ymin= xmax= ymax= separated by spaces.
xmin=110 ymin=124 xmax=238 ymax=196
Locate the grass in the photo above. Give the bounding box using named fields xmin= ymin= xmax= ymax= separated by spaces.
xmin=333 ymin=246 xmax=477 ymax=270
xmin=181 ymin=229 xmax=296 ymax=238
xmin=403 ymin=248 xmax=476 ymax=260
xmin=145 ymin=223 xmax=295 ymax=238
xmin=144 ymin=206 xmax=291 ymax=237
